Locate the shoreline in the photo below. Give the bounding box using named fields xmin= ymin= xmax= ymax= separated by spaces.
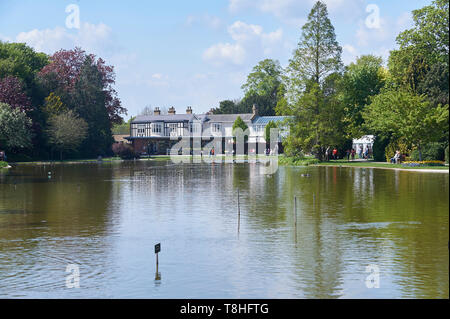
xmin=5 ymin=157 xmax=449 ymax=173
xmin=311 ymin=163 xmax=449 ymax=173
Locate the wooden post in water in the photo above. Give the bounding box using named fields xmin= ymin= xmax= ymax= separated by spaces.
xmin=237 ymin=188 xmax=240 ymax=233
xmin=294 ymin=196 xmax=297 ymax=228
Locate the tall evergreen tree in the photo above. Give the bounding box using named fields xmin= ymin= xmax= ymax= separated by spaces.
xmin=284 ymin=1 xmax=344 ymax=159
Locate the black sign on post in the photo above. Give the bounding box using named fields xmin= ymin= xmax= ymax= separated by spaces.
xmin=155 ymin=243 xmax=161 ymax=254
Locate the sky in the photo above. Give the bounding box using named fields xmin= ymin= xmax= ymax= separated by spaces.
xmin=0 ymin=0 xmax=432 ymax=118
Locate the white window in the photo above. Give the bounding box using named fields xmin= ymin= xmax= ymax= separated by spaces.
xmin=168 ymin=123 xmax=178 ymax=136
xmin=137 ymin=124 xmax=146 ymax=136
xmin=212 ymin=123 xmax=222 ymax=133
xmin=152 ymin=123 xmax=162 ymax=134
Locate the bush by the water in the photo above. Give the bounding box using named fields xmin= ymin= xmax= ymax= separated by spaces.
xmin=279 ymin=156 xmax=319 ymax=166
xmin=112 ymin=143 xmax=139 ymax=159
xmin=0 ymin=161 xmax=8 ymax=168
xmin=410 ymin=142 xmax=446 ymax=161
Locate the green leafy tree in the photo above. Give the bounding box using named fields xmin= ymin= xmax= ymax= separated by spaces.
xmin=340 ymin=55 xmax=386 ymax=138
xmin=112 ymin=117 xmax=135 ymax=135
xmin=389 ymin=0 xmax=449 ymax=95
xmin=0 ymin=102 xmax=32 ymax=150
xmin=364 ymin=89 xmax=449 ymax=161
xmin=232 ymin=116 xmax=249 ymax=145
xmin=46 ymin=110 xmax=88 ymax=160
xmin=241 ymin=59 xmax=283 ymax=116
xmin=264 ymin=121 xmax=278 ymax=144
xmin=283 ymin=1 xmax=343 ymax=159
xmin=232 ymin=116 xmax=249 ymax=135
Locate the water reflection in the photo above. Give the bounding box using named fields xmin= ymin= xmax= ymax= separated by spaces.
xmin=0 ymin=161 xmax=448 ymax=298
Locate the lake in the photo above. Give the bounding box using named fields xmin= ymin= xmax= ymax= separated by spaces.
xmin=0 ymin=161 xmax=448 ymax=298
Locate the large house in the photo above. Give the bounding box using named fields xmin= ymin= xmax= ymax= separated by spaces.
xmin=126 ymin=105 xmax=290 ymax=155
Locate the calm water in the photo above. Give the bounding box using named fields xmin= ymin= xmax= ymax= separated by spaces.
xmin=0 ymin=161 xmax=448 ymax=298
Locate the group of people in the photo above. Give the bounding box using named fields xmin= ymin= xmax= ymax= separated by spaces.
xmin=325 ymin=147 xmax=339 ymax=160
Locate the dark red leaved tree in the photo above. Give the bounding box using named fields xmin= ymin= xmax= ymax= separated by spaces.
xmin=38 ymin=48 xmax=126 ymax=124
xmin=0 ymin=76 xmax=32 ymax=112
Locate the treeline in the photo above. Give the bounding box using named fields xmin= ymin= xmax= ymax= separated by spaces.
xmin=0 ymin=44 xmax=126 ymax=161
xmin=213 ymin=0 xmax=449 ymax=162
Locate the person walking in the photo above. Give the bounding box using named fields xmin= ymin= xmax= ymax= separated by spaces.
xmin=346 ymin=149 xmax=350 ymax=162
xmin=332 ymin=148 xmax=338 ymax=160
xmin=351 ymin=148 xmax=356 ymax=161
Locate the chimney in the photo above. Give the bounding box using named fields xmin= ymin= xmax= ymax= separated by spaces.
xmin=252 ymin=104 xmax=258 ymax=117
xmin=168 ymin=107 xmax=176 ymax=115
xmin=186 ymin=106 xmax=193 ymax=114
xmin=154 ymin=107 xmax=161 ymax=115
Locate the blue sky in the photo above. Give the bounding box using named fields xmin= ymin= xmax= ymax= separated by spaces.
xmin=0 ymin=0 xmax=431 ymax=118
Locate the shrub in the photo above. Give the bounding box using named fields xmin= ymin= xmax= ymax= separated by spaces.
xmin=112 ymin=143 xmax=139 ymax=160
xmin=385 ymin=138 xmax=410 ymax=162
xmin=279 ymin=156 xmax=319 ymax=166
xmin=0 ymin=161 xmax=8 ymax=168
xmin=410 ymin=142 xmax=445 ymax=161
xmin=372 ymin=135 xmax=390 ymax=162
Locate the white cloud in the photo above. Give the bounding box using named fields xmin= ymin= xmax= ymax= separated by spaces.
xmin=14 ymin=22 xmax=115 ymax=56
xmin=203 ymin=42 xmax=246 ymax=66
xmin=203 ymin=21 xmax=284 ymax=66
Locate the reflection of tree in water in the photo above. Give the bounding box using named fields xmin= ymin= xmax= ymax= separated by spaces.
xmin=0 ymin=163 xmax=116 ymax=295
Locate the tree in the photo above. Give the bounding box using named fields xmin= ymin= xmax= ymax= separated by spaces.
xmin=283 ymin=1 xmax=344 ymax=159
xmin=0 ymin=76 xmax=31 ymax=112
xmin=286 ymin=1 xmax=342 ymax=96
xmin=388 ymin=0 xmax=449 ymax=96
xmin=364 ymin=89 xmax=449 ymax=161
xmin=0 ymin=102 xmax=32 ymax=150
xmin=38 ymin=48 xmax=126 ymax=124
xmin=232 ymin=116 xmax=249 ymax=135
xmin=71 ymin=55 xmax=114 ymax=157
xmin=264 ymin=121 xmax=278 ymax=144
xmin=139 ymin=105 xmax=154 ymax=116
xmin=212 ymin=100 xmax=241 ymax=114
xmin=43 ymin=92 xmax=67 ymax=117
xmin=340 ymin=55 xmax=386 ymax=138
xmin=46 ymin=110 xmax=88 ymax=160
xmin=0 ymin=41 xmax=48 ymax=107
xmin=241 ymin=59 xmax=283 ymax=116
xmin=396 ymin=0 xmax=448 ymax=67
